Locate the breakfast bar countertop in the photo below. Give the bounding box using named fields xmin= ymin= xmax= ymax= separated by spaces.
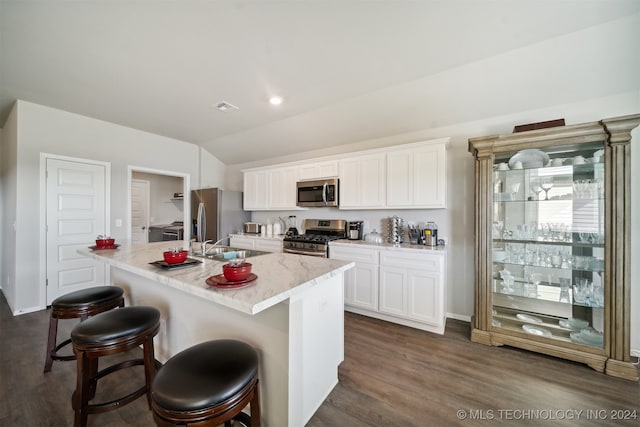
xmin=79 ymin=241 xmax=353 ymax=315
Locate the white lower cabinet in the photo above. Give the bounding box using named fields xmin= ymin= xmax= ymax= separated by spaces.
xmin=230 ymin=235 xmax=283 ymax=252
xmin=330 ymin=243 xmax=446 ymax=334
xmin=380 ymin=265 xmax=442 ymax=325
xmin=254 ymin=239 xmax=282 ymax=252
xmin=331 ymin=245 xmax=379 ymax=311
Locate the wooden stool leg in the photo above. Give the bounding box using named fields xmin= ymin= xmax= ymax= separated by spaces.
xmin=251 ymin=380 xmax=260 ymax=427
xmin=88 ymin=357 xmax=99 ymax=400
xmin=142 ymin=335 xmax=156 ymax=409
xmin=44 ymin=316 xmax=59 ymax=373
xmin=73 ymin=351 xmax=91 ymax=427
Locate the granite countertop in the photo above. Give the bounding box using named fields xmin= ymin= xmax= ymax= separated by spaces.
xmin=79 ymin=241 xmax=353 ymax=315
xmin=330 ymin=239 xmax=447 ymax=254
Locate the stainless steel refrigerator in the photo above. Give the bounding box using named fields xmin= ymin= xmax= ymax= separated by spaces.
xmin=191 ymin=188 xmax=250 ymax=244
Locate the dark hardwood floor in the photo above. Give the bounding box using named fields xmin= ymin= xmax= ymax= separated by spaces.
xmin=1 ymin=292 xmax=638 ymax=426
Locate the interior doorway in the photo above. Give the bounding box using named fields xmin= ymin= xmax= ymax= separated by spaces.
xmin=131 ymin=179 xmax=150 ymax=243
xmin=127 ymin=166 xmax=191 ymax=243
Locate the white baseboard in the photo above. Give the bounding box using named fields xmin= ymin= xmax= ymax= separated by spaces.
xmin=447 ymin=312 xmax=471 ymax=322
xmin=13 ymin=305 xmax=44 ymax=316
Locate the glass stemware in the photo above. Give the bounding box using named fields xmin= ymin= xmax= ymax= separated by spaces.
xmin=526 ymin=273 xmax=544 ymax=298
xmin=540 ymin=177 xmax=554 ymax=200
xmin=532 ymin=181 xmax=543 ymax=201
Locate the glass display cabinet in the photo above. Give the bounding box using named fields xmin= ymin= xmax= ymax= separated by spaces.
xmin=468 ymin=114 xmax=640 ymax=381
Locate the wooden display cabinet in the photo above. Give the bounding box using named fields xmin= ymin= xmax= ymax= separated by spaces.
xmin=468 ymin=114 xmax=640 ymax=381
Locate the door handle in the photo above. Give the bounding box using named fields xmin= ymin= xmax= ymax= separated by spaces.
xmin=322 ymin=182 xmax=328 ymax=205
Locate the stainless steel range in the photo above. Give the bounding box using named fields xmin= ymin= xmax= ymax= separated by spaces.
xmin=282 ymin=219 xmax=346 ymax=257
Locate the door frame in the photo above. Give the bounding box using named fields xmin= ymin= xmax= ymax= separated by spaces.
xmin=127 ymin=166 xmax=191 ymax=243
xmin=39 ymin=153 xmax=111 ymax=309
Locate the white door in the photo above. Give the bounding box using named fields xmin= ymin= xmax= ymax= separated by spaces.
xmin=131 ymin=179 xmax=150 ymax=243
xmin=46 ymin=158 xmax=108 ymax=304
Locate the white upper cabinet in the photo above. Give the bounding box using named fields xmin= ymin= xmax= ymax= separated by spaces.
xmin=387 ymin=139 xmax=447 ymax=208
xmin=242 ymin=137 xmax=448 ymax=211
xmin=243 ymin=170 xmax=269 ymax=210
xmin=268 ymin=166 xmax=299 ymax=210
xmin=338 ymin=153 xmax=386 ymax=209
xmin=297 ymin=160 xmax=339 ymax=181
xmin=244 ymin=166 xmax=301 ymax=211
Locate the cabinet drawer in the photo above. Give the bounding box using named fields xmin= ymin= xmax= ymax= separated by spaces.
xmin=255 ymin=239 xmax=282 ymax=253
xmin=229 ymin=236 xmax=255 ymax=250
xmin=380 ymin=251 xmax=443 ymax=272
xmin=330 ymin=246 xmax=379 ymax=264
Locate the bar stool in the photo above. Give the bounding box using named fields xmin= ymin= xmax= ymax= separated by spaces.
xmin=151 ymin=339 xmax=260 ymax=427
xmin=44 ymin=285 xmax=125 ymax=373
xmin=71 ymin=306 xmax=161 ymax=427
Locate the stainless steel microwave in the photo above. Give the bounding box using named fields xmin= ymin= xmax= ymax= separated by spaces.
xmin=296 ymin=178 xmax=339 ymax=207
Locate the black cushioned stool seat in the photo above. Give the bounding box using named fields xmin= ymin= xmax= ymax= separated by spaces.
xmin=151 ymin=339 xmax=260 ymax=427
xmin=71 ymin=306 xmax=160 ymax=427
xmin=44 ymin=286 xmax=124 ymax=373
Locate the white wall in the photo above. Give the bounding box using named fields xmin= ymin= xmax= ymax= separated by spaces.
xmin=4 ymin=100 xmax=226 ymax=314
xmin=231 ymin=91 xmax=640 ymax=351
xmin=1 ymin=105 xmax=18 ymax=309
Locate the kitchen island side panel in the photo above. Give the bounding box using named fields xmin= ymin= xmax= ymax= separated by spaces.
xmin=112 ymin=267 xmax=289 ymax=426
xmin=111 ymin=266 xmax=345 ymax=427
xmin=288 ymin=273 xmax=344 ymax=425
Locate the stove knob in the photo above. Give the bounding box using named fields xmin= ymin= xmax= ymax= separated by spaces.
xmin=310 ymin=244 xmax=316 ymax=250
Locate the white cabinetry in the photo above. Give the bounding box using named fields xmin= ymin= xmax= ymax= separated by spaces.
xmin=243 ymin=170 xmax=269 ymax=210
xmin=330 ymin=242 xmax=446 ymax=334
xmin=330 ymin=245 xmax=379 ymax=311
xmin=379 ymin=251 xmax=444 ymax=326
xmin=297 ymin=161 xmax=338 ymax=181
xmin=268 ymin=166 xmax=299 ymax=210
xmin=243 ymin=167 xmax=300 ymax=211
xmin=243 ymin=137 xmax=448 ymax=211
xmin=338 ymin=153 xmax=386 ymax=209
xmin=255 ymin=238 xmax=283 ymax=252
xmin=230 ymin=235 xmax=283 ymax=252
xmin=386 ymin=139 xmax=447 ymax=208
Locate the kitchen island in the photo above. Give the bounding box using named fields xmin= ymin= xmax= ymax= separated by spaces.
xmin=79 ymin=241 xmax=354 ymax=427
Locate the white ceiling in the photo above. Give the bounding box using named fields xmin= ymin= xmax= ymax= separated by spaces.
xmin=1 ymin=1 xmax=639 ymax=164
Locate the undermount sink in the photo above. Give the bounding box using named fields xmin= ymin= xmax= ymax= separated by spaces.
xmin=192 ymin=246 xmax=270 ymax=261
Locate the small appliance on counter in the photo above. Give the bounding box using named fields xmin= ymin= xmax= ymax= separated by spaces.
xmin=243 ymin=222 xmax=261 ymax=234
xmin=285 ymin=215 xmax=299 ymax=237
xmin=424 ymin=221 xmax=438 ymax=246
xmin=347 ymin=221 xmax=364 ymax=240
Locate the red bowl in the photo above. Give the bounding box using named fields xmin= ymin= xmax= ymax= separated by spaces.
xmin=222 ymin=262 xmax=252 ymax=281
xmin=95 ymin=238 xmax=115 ymax=247
xmin=163 ymin=250 xmax=188 ymax=264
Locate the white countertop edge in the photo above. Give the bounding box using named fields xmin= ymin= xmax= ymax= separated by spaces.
xmin=79 ymin=247 xmax=353 ymax=315
xmin=330 ymin=239 xmax=447 ymax=254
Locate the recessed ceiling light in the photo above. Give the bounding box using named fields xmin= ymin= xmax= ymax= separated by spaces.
xmin=269 ymin=96 xmax=283 ymax=106
xmin=215 ymin=101 xmax=239 ymax=112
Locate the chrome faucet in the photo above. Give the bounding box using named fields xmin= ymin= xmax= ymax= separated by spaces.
xmin=199 ymin=236 xmax=230 ymax=256
xmin=200 ymin=240 xmax=212 ymax=256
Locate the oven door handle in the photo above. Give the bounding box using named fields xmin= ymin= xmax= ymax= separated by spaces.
xmin=284 ymin=248 xmax=326 ymax=257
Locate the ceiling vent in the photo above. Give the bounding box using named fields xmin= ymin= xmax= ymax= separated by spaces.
xmin=215 ymin=101 xmax=239 ymax=112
